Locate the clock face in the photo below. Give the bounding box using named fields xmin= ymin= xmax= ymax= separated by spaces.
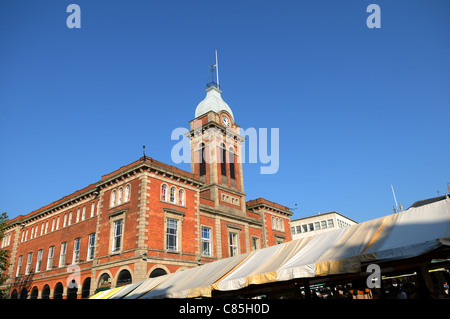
xmin=221 ymin=115 xmax=230 ymax=127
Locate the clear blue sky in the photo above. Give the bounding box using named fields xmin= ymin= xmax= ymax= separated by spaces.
xmin=1 ymin=0 xmax=449 ymax=223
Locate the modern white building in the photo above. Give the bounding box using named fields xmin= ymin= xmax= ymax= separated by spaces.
xmin=290 ymin=211 xmax=357 ymax=240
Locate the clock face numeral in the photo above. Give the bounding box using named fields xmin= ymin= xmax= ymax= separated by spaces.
xmin=222 ymin=116 xmax=229 ymax=127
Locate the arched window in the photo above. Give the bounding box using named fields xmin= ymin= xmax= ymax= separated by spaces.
xmin=125 ymin=184 xmax=131 ymax=202
xmin=178 ymin=189 xmax=185 ymax=206
xmin=220 ymin=144 xmax=227 ymax=177
xmin=68 ymin=212 xmax=72 ymax=226
xmin=117 ymin=269 xmax=132 ymax=287
xmin=169 ymin=186 xmax=176 ymax=204
xmin=161 ymin=184 xmax=167 ymax=201
xmin=56 ymin=216 xmax=60 ymax=230
xmin=118 ymin=187 xmax=124 ymax=205
xmin=76 ymin=208 xmax=80 ymax=223
xmin=90 ymin=202 xmax=95 ymax=218
xmin=111 ymin=190 xmax=117 ymax=207
xmin=229 ymin=147 xmax=235 ymax=180
xmin=63 ymin=214 xmax=67 ymax=227
xmin=199 ymin=143 xmax=206 ymax=176
xmin=98 ymin=273 xmax=111 ymax=291
xmin=82 ymin=206 xmax=86 ymax=220
xmin=149 ymin=268 xmax=167 ymax=278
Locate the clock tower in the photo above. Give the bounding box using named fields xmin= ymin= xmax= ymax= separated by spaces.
xmin=189 ymin=84 xmax=246 ymax=215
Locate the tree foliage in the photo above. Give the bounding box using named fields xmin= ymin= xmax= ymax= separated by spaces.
xmin=0 ymin=212 xmax=10 ymax=298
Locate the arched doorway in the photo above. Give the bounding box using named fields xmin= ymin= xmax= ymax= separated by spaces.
xmin=10 ymin=289 xmax=18 ymax=299
xmin=67 ymin=282 xmax=78 ymax=299
xmin=81 ymin=277 xmax=91 ymax=299
xmin=42 ymin=285 xmax=51 ymax=299
xmin=19 ymin=288 xmax=28 ymax=299
xmin=149 ymin=268 xmax=167 ymax=278
xmin=53 ymin=282 xmax=64 ymax=299
xmin=30 ymin=286 xmax=39 ymax=299
xmin=117 ymin=270 xmax=132 ymax=287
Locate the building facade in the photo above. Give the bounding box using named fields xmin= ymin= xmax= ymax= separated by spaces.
xmin=290 ymin=211 xmax=357 ymax=240
xmin=0 ymin=84 xmax=292 ymax=299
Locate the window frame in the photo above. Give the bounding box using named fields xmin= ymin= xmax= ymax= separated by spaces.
xmin=25 ymin=252 xmax=33 ymax=275
xmin=178 ymin=188 xmax=185 ymax=206
xmin=169 ymin=186 xmax=176 ymax=204
xmin=87 ymin=233 xmax=96 ymax=261
xmin=112 ymin=219 xmax=123 ymax=253
xmin=166 ymin=218 xmax=178 ymax=252
xmin=164 ymin=209 xmax=184 ymax=253
xmin=59 ymin=242 xmax=67 ymax=267
xmin=228 ymin=231 xmax=240 ymax=257
xmin=47 ymin=246 xmax=55 ymax=270
xmin=161 ymin=184 xmax=168 ymax=201
xmin=201 ymin=226 xmax=212 ymax=257
xmin=73 ymin=237 xmax=81 ymax=264
xmin=36 ymin=249 xmax=43 ymax=273
xmin=16 ymin=255 xmax=23 ymax=277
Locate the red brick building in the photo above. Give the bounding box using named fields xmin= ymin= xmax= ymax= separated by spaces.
xmin=1 ymin=85 xmax=292 ymax=299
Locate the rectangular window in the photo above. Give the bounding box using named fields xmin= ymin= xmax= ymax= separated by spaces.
xmin=87 ymin=233 xmax=95 ymax=261
xmin=73 ymin=238 xmax=81 ymax=263
xmin=327 ymin=219 xmax=334 ymax=228
xmin=296 ymin=225 xmax=302 ymax=233
xmin=36 ymin=249 xmax=43 ymax=272
xmin=166 ymin=218 xmax=178 ymax=251
xmin=302 ymin=224 xmax=308 ymax=232
xmin=314 ymin=222 xmax=321 ymax=230
xmin=47 ymin=246 xmax=55 ymax=270
xmin=251 ymin=236 xmax=260 ymax=251
xmin=59 ymin=242 xmax=67 ymax=267
xmin=308 ymin=223 xmax=314 ymax=231
xmin=321 ymin=220 xmax=327 ymax=229
xmin=25 ymin=252 xmax=33 ymax=275
xmin=16 ymin=255 xmax=23 ymax=277
xmin=229 ymin=232 xmax=239 ymax=257
xmin=201 ymin=226 xmax=211 ymax=256
xmin=112 ymin=219 xmax=123 ymax=253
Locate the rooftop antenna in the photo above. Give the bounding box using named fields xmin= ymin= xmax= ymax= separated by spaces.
xmin=208 ymin=50 xmax=220 ymax=89
xmin=215 ymin=49 xmax=220 ymax=88
xmin=391 ymin=184 xmax=400 ymax=213
xmin=142 ymin=145 xmax=146 ymax=162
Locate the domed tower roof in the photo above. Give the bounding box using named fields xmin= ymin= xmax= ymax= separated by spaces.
xmin=194 ymin=86 xmax=234 ymax=120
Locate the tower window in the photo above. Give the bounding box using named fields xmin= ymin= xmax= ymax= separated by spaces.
xmin=199 ymin=144 xmax=206 ymax=176
xmin=221 ymin=146 xmax=227 ymax=176
xmin=229 ymin=148 xmax=235 ymax=179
